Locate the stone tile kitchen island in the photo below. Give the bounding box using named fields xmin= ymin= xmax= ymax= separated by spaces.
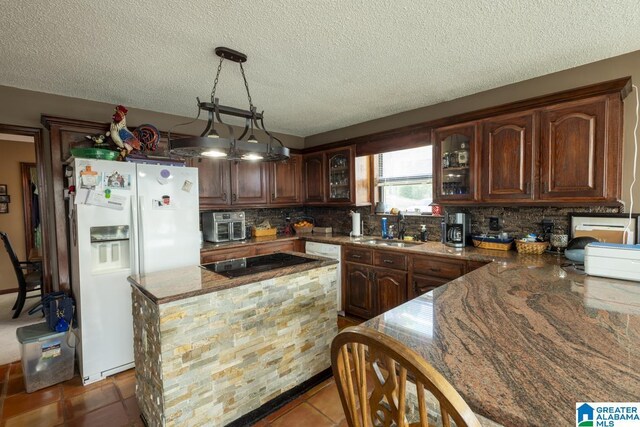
xmin=128 ymin=252 xmax=338 ymax=426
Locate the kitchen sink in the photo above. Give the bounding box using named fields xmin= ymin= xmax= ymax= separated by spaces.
xmin=358 ymin=239 xmax=423 ymax=248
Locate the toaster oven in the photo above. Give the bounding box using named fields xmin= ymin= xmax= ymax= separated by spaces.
xmin=202 ymin=212 xmax=246 ymax=243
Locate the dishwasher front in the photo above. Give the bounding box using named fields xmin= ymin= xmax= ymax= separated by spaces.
xmin=305 ymin=241 xmax=342 ymax=313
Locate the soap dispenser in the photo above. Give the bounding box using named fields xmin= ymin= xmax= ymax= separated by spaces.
xmin=381 ymin=217 xmax=388 ymax=238
xmin=420 ymin=225 xmax=427 ymax=242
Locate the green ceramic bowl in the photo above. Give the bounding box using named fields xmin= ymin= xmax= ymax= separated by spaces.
xmin=70 ymin=147 xmax=119 ymax=160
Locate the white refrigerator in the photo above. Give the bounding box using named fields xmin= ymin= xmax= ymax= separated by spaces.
xmin=69 ymin=158 xmax=199 ymax=384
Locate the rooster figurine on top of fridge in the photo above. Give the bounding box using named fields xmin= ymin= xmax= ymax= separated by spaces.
xmin=68 ymin=158 xmax=199 ymax=384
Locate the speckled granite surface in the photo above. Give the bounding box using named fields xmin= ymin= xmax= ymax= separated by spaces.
xmin=129 ymin=251 xmax=337 ymax=303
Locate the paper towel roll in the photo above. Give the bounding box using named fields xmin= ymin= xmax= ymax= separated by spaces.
xmin=351 ymin=212 xmax=361 ymax=237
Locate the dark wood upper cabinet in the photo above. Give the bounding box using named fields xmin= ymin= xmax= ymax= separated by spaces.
xmin=231 ymin=161 xmax=268 ymax=205
xmin=539 ymin=95 xmax=618 ymax=202
xmin=433 ymin=122 xmax=478 ymax=202
xmin=303 ymin=153 xmax=326 ymax=203
xmin=481 ymin=112 xmax=535 ymax=202
xmin=269 ymin=154 xmax=302 ymax=205
xmin=303 ymin=145 xmax=370 ymax=206
xmin=191 ymin=158 xmax=231 ymax=208
xmin=193 ymin=158 xmax=268 ymax=208
xmin=325 ymin=146 xmax=355 ymax=204
xmin=432 ymin=82 xmax=627 ymax=206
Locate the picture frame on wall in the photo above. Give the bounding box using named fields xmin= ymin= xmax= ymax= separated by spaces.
xmin=0 ymin=203 xmax=7 ymax=214
xmin=0 ymin=195 xmax=9 ymax=203
xmin=0 ymin=184 xmax=6 ymax=195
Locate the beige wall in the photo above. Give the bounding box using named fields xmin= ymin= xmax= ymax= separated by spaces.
xmin=0 ymin=140 xmax=36 ymax=291
xmin=305 ymin=49 xmax=640 ymax=212
xmin=0 ymin=86 xmax=305 ymax=150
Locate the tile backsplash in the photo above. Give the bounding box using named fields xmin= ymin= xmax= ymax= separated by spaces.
xmin=204 ymin=205 xmax=622 ymax=241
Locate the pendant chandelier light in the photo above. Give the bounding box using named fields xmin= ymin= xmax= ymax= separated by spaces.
xmin=169 ymin=47 xmax=289 ymax=161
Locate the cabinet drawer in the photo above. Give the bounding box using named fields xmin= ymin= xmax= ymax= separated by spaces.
xmin=201 ymin=246 xmax=254 ymax=264
xmin=254 ymin=241 xmax=295 ymax=255
xmin=344 ymin=247 xmax=373 ymax=264
xmin=410 ymin=274 xmax=450 ymax=298
xmin=411 ymin=256 xmax=465 ymax=279
xmin=373 ymin=251 xmax=407 ymax=271
xmin=467 ymin=260 xmax=489 ymax=273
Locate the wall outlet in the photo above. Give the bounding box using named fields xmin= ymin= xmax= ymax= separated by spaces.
xmin=489 ymin=217 xmax=501 ymax=231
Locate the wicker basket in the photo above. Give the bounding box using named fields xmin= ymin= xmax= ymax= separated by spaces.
xmin=472 ymin=238 xmax=513 ymax=251
xmin=293 ymin=225 xmax=313 ymax=234
xmin=515 ymin=240 xmax=549 ymax=254
xmin=252 ymin=227 xmax=277 ymax=237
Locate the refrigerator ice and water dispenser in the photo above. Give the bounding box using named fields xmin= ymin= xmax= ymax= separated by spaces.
xmin=90 ymin=225 xmax=130 ymax=273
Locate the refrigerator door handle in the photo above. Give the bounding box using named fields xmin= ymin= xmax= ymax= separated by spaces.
xmin=137 ymin=196 xmax=145 ymax=275
xmin=130 ymin=195 xmax=139 ymax=276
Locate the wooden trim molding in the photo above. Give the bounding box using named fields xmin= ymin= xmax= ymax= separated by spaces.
xmin=0 ymin=287 xmax=19 ymax=295
xmin=303 ymin=77 xmax=632 ymax=156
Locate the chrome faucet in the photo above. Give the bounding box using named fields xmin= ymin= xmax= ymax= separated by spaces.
xmin=397 ymin=212 xmax=406 ymax=240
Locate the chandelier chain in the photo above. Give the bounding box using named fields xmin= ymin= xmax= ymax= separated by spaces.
xmin=239 ymin=63 xmax=254 ymax=111
xmin=210 ymin=57 xmax=224 ymax=102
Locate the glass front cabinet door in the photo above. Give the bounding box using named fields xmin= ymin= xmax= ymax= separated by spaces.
xmin=433 ymin=122 xmax=477 ymax=202
xmin=326 ymin=147 xmax=356 ymax=203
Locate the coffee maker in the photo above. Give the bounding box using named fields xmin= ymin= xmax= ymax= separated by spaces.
xmin=445 ymin=213 xmax=470 ymax=248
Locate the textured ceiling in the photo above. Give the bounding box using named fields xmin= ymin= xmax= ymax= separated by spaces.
xmin=1 ymin=0 xmax=640 ymax=137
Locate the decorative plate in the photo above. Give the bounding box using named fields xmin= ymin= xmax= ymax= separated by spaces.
xmin=133 ymin=124 xmax=160 ymax=151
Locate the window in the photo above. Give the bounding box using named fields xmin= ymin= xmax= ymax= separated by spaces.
xmin=377 ymin=146 xmax=433 ymax=214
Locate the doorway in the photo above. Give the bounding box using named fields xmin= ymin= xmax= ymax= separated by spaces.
xmin=0 ymin=124 xmax=49 ymax=294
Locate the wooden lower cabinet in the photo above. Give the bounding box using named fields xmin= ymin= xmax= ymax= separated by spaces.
xmin=374 ymin=267 xmax=407 ymax=314
xmin=409 ymin=274 xmax=450 ymax=299
xmin=344 ymin=247 xmax=410 ymax=320
xmin=408 ymin=254 xmax=468 ymax=299
xmin=201 ymin=246 xmax=254 ymax=264
xmin=254 ymin=240 xmax=295 ymax=255
xmin=345 ymin=262 xmax=375 ymax=319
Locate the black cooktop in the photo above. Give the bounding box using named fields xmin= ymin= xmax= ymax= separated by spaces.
xmin=201 ymin=253 xmax=316 ymax=278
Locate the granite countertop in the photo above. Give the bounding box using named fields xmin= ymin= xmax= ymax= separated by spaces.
xmin=360 ymin=247 xmax=640 ymax=426
xmin=128 ymin=251 xmax=338 ymax=304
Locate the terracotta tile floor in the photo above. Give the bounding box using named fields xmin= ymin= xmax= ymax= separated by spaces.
xmin=0 ymin=360 xmax=344 ymax=427
xmin=0 ymin=317 xmax=361 ymax=426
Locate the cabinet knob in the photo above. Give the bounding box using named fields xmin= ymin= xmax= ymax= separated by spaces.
xmin=222 ymin=192 xmax=227 ymax=202
xmin=232 ymin=193 xmax=237 ymax=202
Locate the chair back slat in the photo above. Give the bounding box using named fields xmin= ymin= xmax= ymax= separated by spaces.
xmin=416 ymin=381 xmax=429 ymax=427
xmin=441 ymin=402 xmax=452 ymax=427
xmin=1 ymin=232 xmax=26 ymax=286
xmin=331 ymin=326 xmax=482 ymax=427
xmin=397 ymin=365 xmax=407 ymax=427
xmin=339 ymin=344 xmax=361 ymax=427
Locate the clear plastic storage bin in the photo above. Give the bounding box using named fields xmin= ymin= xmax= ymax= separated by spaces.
xmin=16 ymin=322 xmax=75 ymax=393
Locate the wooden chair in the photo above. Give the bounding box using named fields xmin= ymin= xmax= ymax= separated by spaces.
xmin=331 ymin=326 xmax=482 ymax=427
xmin=0 ymin=232 xmax=43 ymax=318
